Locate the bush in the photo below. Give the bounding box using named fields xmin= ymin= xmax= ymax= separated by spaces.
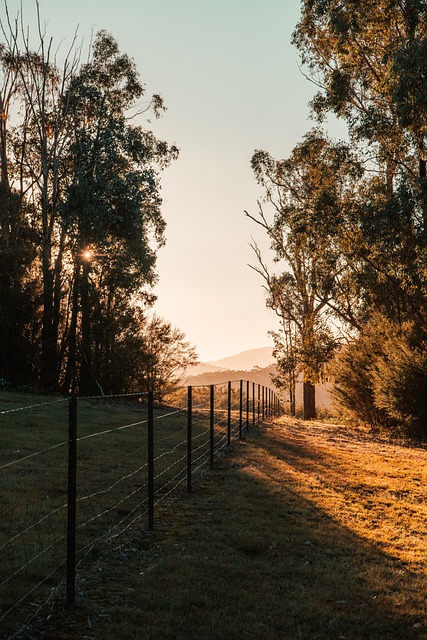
xmin=328 ymin=324 xmax=391 ymax=429
xmin=372 ymin=336 xmax=427 ymax=439
xmin=329 ymin=315 xmax=427 ymax=439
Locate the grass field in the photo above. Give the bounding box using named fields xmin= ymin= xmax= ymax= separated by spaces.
xmin=0 ymin=388 xmax=234 ymax=639
xmin=13 ymin=414 xmax=426 ymax=640
xmin=2 ymin=393 xmax=427 ymax=639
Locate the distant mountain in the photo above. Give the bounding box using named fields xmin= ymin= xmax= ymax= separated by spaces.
xmin=183 ymin=346 xmax=332 ymax=407
xmin=184 ymin=364 xmax=278 ymax=390
xmin=184 ymin=362 xmax=226 ymax=376
xmin=209 ymin=346 xmax=274 ymax=371
xmin=185 ymin=346 xmax=274 ymax=378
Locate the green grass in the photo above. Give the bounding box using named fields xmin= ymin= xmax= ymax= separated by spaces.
xmin=32 ymin=417 xmax=427 ymax=640
xmin=0 ymin=389 xmax=226 ymax=639
xmin=2 ymin=394 xmax=427 ymax=639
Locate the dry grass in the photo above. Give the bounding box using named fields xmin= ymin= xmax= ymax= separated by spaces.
xmin=23 ymin=415 xmax=427 ymax=640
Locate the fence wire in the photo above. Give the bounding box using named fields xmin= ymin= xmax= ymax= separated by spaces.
xmin=0 ymin=382 xmax=281 ymax=639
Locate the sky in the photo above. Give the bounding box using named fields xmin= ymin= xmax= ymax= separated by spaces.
xmin=4 ymin=0 xmax=325 ymax=362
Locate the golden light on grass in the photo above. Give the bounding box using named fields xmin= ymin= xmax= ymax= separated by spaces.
xmin=80 ymin=416 xmax=427 ymax=640
xmin=2 ymin=399 xmax=425 ymax=639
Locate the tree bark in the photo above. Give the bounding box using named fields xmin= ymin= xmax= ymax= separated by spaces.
xmin=80 ymin=259 xmax=96 ymax=395
xmin=303 ymin=380 xmax=316 ymax=420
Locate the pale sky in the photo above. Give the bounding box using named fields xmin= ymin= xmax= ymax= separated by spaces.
xmin=4 ymin=0 xmax=322 ymax=362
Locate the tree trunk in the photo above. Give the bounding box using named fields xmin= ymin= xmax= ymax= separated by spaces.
xmin=40 ymin=250 xmax=58 ymax=391
xmin=80 ymin=259 xmax=96 ymax=395
xmin=418 ymin=138 xmax=427 ymax=241
xmin=62 ymin=266 xmax=80 ymax=394
xmin=290 ymin=371 xmax=296 ymax=416
xmin=303 ymin=380 xmax=316 ymax=420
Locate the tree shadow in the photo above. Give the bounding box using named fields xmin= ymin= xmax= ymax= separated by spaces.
xmin=89 ymin=422 xmax=427 ymax=639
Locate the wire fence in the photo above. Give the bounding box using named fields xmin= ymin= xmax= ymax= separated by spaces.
xmin=0 ymin=381 xmax=282 ymax=639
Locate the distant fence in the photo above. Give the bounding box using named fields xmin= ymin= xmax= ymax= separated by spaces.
xmin=0 ymin=380 xmax=282 ymax=639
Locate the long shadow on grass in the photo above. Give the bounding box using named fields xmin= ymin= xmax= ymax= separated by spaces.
xmin=94 ymin=426 xmax=426 ymax=640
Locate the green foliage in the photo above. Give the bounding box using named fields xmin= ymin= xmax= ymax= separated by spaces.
xmin=329 ymin=320 xmax=392 ymax=429
xmin=371 ymin=331 xmax=427 ymax=439
xmin=330 ymin=315 xmax=427 ymax=437
xmin=0 ymin=15 xmax=182 ymax=395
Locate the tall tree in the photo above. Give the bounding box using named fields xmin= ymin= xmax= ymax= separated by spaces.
xmin=61 ymin=31 xmax=178 ymax=394
xmin=1 ymin=4 xmax=81 ymax=389
xmin=247 ymin=130 xmax=355 ymax=418
xmin=0 ymin=5 xmax=179 ymax=393
xmin=293 ymin=0 xmax=427 ymax=323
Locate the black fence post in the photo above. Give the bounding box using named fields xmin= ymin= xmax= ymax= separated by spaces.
xmin=66 ymin=395 xmax=77 ymax=609
xmin=147 ymin=391 xmax=154 ymax=531
xmin=246 ymin=380 xmax=250 ymax=432
xmin=252 ymin=382 xmax=255 ymax=428
xmin=262 ymin=386 xmax=265 ymax=421
xmin=187 ymin=386 xmax=192 ymax=492
xmin=210 ymin=384 xmax=215 ymax=469
xmin=239 ymin=380 xmax=243 ymax=439
xmin=227 ymin=381 xmax=231 ymax=447
xmin=257 ymin=384 xmax=260 ymax=423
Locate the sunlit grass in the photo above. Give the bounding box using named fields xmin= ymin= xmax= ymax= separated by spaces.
xmin=2 ymin=392 xmax=426 ymax=639
xmin=75 ymin=416 xmax=427 ymax=640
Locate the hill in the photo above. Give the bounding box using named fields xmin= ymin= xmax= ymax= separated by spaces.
xmin=186 ymin=346 xmax=274 ymax=378
xmin=209 ymin=346 xmax=274 ymax=371
xmin=184 ymin=363 xmax=277 ymax=389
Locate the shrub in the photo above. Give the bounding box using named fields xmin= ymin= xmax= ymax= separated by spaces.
xmin=328 ymin=327 xmax=390 ymax=429
xmin=330 ymin=315 xmax=427 ymax=439
xmin=372 ymin=337 xmax=427 ymax=439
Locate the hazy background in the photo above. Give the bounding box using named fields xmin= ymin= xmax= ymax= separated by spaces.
xmin=5 ymin=0 xmax=330 ymax=361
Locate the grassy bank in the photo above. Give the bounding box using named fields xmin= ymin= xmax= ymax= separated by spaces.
xmin=24 ymin=415 xmax=427 ymax=640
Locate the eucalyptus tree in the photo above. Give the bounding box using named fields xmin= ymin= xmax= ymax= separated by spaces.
xmin=247 ymin=130 xmax=358 ymax=418
xmin=0 ymin=4 xmax=82 ymax=389
xmin=132 ymin=314 xmax=198 ymax=401
xmin=0 ymin=40 xmax=35 ymax=384
xmin=61 ymin=31 xmax=179 ymax=394
xmin=0 ymin=8 xmax=79 ymax=386
xmin=0 ymin=4 xmax=178 ymax=393
xmin=293 ymin=0 xmax=427 ymax=325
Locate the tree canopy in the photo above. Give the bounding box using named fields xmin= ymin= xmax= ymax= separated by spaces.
xmin=249 ymin=0 xmax=427 ymax=433
xmin=0 ymin=12 xmax=191 ymax=395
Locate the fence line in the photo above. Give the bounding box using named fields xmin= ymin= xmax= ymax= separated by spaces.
xmin=0 ymin=380 xmax=282 ymax=639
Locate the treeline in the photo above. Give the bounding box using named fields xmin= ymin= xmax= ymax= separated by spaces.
xmin=0 ymin=11 xmax=196 ymax=395
xmin=248 ymin=0 xmax=427 ymax=438
xmin=184 ymin=364 xmax=278 ymax=390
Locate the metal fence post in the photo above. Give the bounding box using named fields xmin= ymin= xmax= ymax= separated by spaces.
xmin=227 ymin=381 xmax=231 ymax=447
xmin=187 ymin=386 xmax=192 ymax=492
xmin=66 ymin=395 xmax=77 ymax=608
xmin=210 ymin=384 xmax=215 ymax=469
xmin=252 ymin=382 xmax=255 ymax=427
xmin=257 ymin=384 xmax=260 ymax=423
xmin=246 ymin=380 xmax=249 ymax=432
xmin=239 ymin=380 xmax=243 ymax=439
xmin=147 ymin=391 xmax=154 ymax=530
